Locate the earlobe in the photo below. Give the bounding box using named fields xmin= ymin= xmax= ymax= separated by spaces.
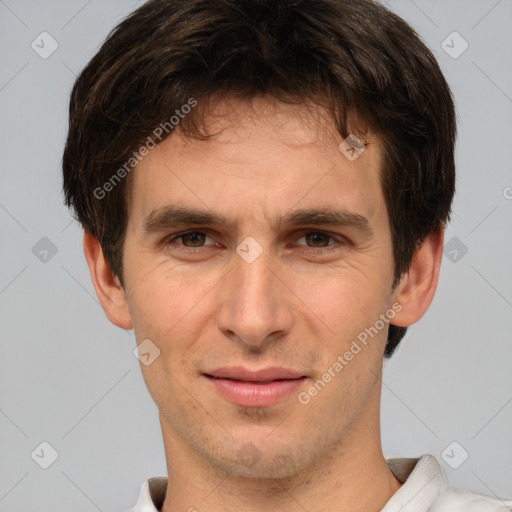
xmin=83 ymin=230 xmax=133 ymax=330
xmin=390 ymin=227 xmax=445 ymax=328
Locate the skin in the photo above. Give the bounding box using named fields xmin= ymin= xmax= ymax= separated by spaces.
xmin=84 ymin=97 xmax=444 ymax=512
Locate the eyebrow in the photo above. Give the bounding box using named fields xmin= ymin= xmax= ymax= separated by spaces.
xmin=142 ymin=205 xmax=373 ymax=237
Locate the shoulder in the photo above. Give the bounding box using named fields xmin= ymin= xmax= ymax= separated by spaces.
xmin=431 ymin=486 xmax=512 ymax=512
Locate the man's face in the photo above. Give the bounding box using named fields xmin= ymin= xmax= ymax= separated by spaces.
xmin=122 ymin=97 xmax=397 ymax=478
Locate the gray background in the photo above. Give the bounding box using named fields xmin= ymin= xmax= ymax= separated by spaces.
xmin=1 ymin=0 xmax=511 ymax=510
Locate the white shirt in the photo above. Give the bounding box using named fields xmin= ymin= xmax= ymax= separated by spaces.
xmin=126 ymin=454 xmax=512 ymax=511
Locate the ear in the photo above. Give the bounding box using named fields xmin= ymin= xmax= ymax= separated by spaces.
xmin=390 ymin=227 xmax=444 ymax=327
xmin=83 ymin=230 xmax=133 ymax=330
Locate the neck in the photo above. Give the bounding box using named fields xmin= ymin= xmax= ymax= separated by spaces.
xmin=160 ymin=389 xmax=402 ymax=512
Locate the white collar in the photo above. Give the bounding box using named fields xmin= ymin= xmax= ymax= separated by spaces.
xmin=382 ymin=455 xmax=448 ymax=511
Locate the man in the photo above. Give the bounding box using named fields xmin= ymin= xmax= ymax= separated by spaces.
xmin=61 ymin=0 xmax=512 ymax=510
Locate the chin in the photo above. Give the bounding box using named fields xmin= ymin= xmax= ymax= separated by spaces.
xmin=204 ymin=440 xmax=311 ymax=480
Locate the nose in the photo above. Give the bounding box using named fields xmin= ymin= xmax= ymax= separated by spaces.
xmin=216 ymin=243 xmax=294 ymax=350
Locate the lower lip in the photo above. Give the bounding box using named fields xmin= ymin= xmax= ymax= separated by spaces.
xmin=205 ymin=376 xmax=307 ymax=407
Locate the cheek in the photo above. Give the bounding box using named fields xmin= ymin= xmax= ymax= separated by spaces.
xmin=295 ymin=264 xmax=389 ymax=339
xmin=125 ymin=264 xmax=221 ymax=403
xmin=126 ymin=259 xmax=222 ymax=348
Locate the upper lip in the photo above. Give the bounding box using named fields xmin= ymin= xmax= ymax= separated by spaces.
xmin=205 ymin=366 xmax=306 ymax=382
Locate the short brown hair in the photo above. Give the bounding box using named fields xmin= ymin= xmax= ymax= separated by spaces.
xmin=62 ymin=0 xmax=456 ymax=357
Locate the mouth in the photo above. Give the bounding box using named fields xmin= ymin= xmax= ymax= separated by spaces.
xmin=203 ymin=367 xmax=308 ymax=407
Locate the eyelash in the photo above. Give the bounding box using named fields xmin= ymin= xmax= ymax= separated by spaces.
xmin=163 ymin=230 xmax=346 ymax=255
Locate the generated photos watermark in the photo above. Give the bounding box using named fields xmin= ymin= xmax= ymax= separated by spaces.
xmin=298 ymin=301 xmax=403 ymax=405
xmin=93 ymin=97 xmax=198 ymax=200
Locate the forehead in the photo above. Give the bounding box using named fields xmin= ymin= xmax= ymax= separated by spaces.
xmin=128 ymin=97 xmax=385 ymax=230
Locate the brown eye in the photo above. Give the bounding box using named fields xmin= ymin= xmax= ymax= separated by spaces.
xmin=163 ymin=230 xmax=220 ymax=256
xmin=303 ymin=232 xmax=332 ymax=248
xmin=179 ymin=231 xmax=207 ymax=247
xmin=292 ymin=231 xmax=346 ymax=255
